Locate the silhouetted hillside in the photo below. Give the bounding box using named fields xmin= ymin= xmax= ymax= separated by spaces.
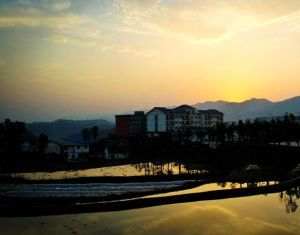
xmin=27 ymin=119 xmax=115 ymax=138
xmin=193 ymin=96 xmax=300 ymax=121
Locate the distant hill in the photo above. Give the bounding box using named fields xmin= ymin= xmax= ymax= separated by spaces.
xmin=27 ymin=119 xmax=115 ymax=138
xmin=192 ymin=96 xmax=300 ymax=121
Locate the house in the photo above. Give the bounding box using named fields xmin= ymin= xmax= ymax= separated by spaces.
xmin=21 ymin=141 xmax=35 ymax=152
xmin=146 ymin=105 xmax=223 ymax=135
xmin=20 ymin=132 xmax=38 ymax=152
xmin=104 ymin=139 xmax=129 ymax=160
xmin=44 ymin=140 xmax=61 ymax=155
xmin=45 ymin=137 xmax=91 ymax=161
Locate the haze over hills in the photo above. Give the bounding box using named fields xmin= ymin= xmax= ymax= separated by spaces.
xmin=27 ymin=119 xmax=114 ymax=139
xmin=23 ymin=96 xmax=300 ymax=138
xmin=192 ymin=96 xmax=300 ymax=122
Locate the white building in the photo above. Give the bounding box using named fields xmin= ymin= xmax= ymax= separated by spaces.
xmin=146 ymin=105 xmax=223 ymax=135
xmin=104 ymin=147 xmax=128 ymax=160
xmin=45 ymin=138 xmax=90 ymax=161
xmin=147 ymin=107 xmax=168 ymax=134
xmin=44 ymin=141 xmax=61 ymax=154
xmin=104 ymin=139 xmax=129 ymax=160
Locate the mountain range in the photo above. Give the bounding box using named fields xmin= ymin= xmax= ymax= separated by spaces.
xmin=27 ymin=119 xmax=114 ymax=139
xmin=192 ymin=96 xmax=300 ymax=122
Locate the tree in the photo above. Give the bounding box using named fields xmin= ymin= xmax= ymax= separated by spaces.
xmin=81 ymin=128 xmax=91 ymax=141
xmin=236 ymin=120 xmax=245 ymax=143
xmin=225 ymin=124 xmax=235 ymax=143
xmin=215 ymin=123 xmax=226 ymax=144
xmin=38 ymin=133 xmax=48 ymax=153
xmin=92 ymin=126 xmax=99 ymax=140
xmin=2 ymin=119 xmax=26 ymax=153
xmin=196 ymin=129 xmax=206 ymax=143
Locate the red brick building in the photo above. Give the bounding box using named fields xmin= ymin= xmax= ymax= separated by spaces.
xmin=115 ymin=115 xmax=131 ymax=136
xmin=115 ymin=111 xmax=146 ymax=136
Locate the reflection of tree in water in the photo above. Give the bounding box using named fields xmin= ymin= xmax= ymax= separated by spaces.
xmin=280 ymin=186 xmax=300 ymax=213
xmin=217 ymin=182 xmax=227 ymax=188
xmin=133 ymin=162 xmax=206 ymax=176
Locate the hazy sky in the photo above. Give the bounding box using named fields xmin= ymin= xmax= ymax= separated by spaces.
xmin=1 ymin=0 xmax=300 ymax=122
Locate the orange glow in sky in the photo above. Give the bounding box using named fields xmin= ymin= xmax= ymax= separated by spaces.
xmin=0 ymin=0 xmax=300 ymax=121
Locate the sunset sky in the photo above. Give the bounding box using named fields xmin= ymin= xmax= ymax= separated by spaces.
xmin=1 ymin=0 xmax=300 ymax=122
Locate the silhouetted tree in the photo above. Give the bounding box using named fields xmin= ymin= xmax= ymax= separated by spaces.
xmin=1 ymin=119 xmax=26 ymax=153
xmin=38 ymin=133 xmax=48 ymax=153
xmin=81 ymin=128 xmax=91 ymax=140
xmin=225 ymin=124 xmax=235 ymax=143
xmin=215 ymin=123 xmax=226 ymax=144
xmin=236 ymin=120 xmax=245 ymax=143
xmin=92 ymin=126 xmax=99 ymax=140
xmin=196 ymin=129 xmax=206 ymax=143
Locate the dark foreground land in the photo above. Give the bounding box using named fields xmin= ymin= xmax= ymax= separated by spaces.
xmin=1 ymin=143 xmax=300 ymax=175
xmin=0 ymin=144 xmax=300 ymax=217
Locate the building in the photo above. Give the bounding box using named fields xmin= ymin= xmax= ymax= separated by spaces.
xmin=146 ymin=105 xmax=223 ymax=135
xmin=104 ymin=139 xmax=129 ymax=160
xmin=115 ymin=111 xmax=146 ymax=136
xmin=45 ymin=137 xmax=90 ymax=161
xmin=44 ymin=141 xmax=61 ymax=155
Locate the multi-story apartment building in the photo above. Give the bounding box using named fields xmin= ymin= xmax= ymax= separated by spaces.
xmin=147 ymin=105 xmax=223 ymax=135
xmin=115 ymin=111 xmax=146 ymax=136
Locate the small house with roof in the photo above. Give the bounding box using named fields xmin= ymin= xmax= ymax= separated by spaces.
xmin=45 ymin=137 xmax=91 ymax=161
xmin=104 ymin=139 xmax=129 ymax=160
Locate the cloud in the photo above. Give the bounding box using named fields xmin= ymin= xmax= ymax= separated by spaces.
xmin=0 ymin=0 xmax=89 ymax=29
xmin=122 ymin=205 xmax=295 ymax=235
xmin=2 ymin=0 xmax=71 ymax=12
xmin=0 ymin=59 xmax=5 ymax=67
xmin=2 ymin=0 xmax=300 ymax=45
xmin=45 ymin=35 xmax=96 ymax=47
xmin=113 ymin=0 xmax=161 ymax=25
xmin=113 ymin=0 xmax=300 ymax=43
xmin=100 ymin=44 xmax=157 ymax=57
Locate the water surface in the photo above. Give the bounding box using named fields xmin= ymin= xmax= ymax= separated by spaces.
xmin=0 ymin=188 xmax=299 ymax=235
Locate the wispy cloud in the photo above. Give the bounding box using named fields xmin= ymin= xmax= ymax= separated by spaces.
xmin=0 ymin=59 xmax=5 ymax=68
xmin=100 ymin=44 xmax=157 ymax=57
xmin=1 ymin=0 xmax=300 ymax=44
xmin=45 ymin=35 xmax=96 ymax=47
xmin=0 ymin=0 xmax=89 ymax=30
xmin=113 ymin=0 xmax=300 ymax=43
